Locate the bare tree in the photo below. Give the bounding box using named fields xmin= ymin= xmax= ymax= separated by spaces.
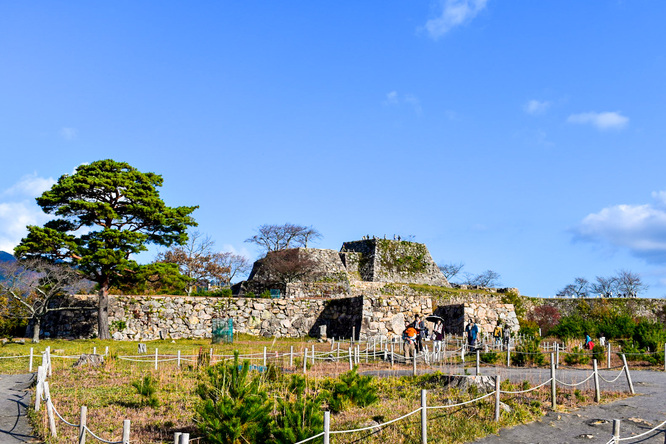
xmin=260 ymin=249 xmax=316 ymax=285
xmin=590 ymin=276 xmax=617 ymax=298
xmin=156 ymin=231 xmax=230 ymax=294
xmin=438 ymin=262 xmax=465 ymax=281
xmin=459 ymin=270 xmax=501 ymax=287
xmin=0 ymin=258 xmax=90 ymax=342
xmin=615 ymin=269 xmax=648 ymax=298
xmin=245 ymin=223 xmax=322 ymax=253
xmin=471 ymin=270 xmax=501 ymax=287
xmin=557 ymin=277 xmax=589 ymax=298
xmin=213 ymin=252 xmax=252 ymax=285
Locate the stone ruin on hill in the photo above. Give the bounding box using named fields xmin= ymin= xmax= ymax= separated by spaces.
xmin=232 ymin=238 xmax=450 ymax=298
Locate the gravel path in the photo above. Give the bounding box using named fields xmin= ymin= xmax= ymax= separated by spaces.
xmin=472 ymin=367 xmax=666 ymax=444
xmin=0 ymin=374 xmax=37 ymax=443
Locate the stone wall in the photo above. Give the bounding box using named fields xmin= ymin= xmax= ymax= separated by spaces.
xmin=39 ymin=294 xmax=433 ymax=341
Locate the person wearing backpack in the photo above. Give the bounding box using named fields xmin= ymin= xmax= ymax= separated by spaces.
xmin=493 ymin=322 xmax=503 ymax=346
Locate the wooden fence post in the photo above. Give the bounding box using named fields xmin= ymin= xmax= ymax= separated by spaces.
xmin=476 ymin=349 xmax=480 ymax=375
xmin=555 ymin=342 xmax=560 ymax=369
xmin=421 ymin=389 xmax=427 ymax=444
xmin=494 ymin=375 xmax=501 ymax=421
xmin=263 ymin=347 xmax=267 ymax=367
xmin=122 ymin=419 xmax=130 ymax=444
xmin=29 ymin=348 xmax=33 ymax=372
xmin=323 ymin=411 xmax=330 ymax=444
xmin=593 ymin=359 xmax=600 ymax=402
xmin=550 ymin=355 xmax=557 ymax=409
xmin=348 ymin=347 xmax=353 ymax=370
xmin=35 ymin=366 xmax=44 ymax=411
xmin=78 ymin=405 xmax=87 ymax=444
xmin=607 ymin=343 xmax=611 ymax=369
xmin=290 ymin=346 xmax=294 ymax=367
xmin=180 ymin=432 xmax=190 ymax=444
xmin=612 ymin=419 xmax=621 ymax=444
xmin=506 ymin=345 xmax=510 ymax=367
xmin=177 ymin=350 xmax=181 ymax=368
xmin=621 ymin=354 xmax=635 ymax=394
xmin=413 ymin=353 xmax=417 ymax=376
xmin=44 ymin=381 xmax=57 ymax=437
xmin=155 ymin=348 xmax=158 ymax=370
xmin=303 ymin=348 xmax=308 ymax=374
xmin=173 ymin=432 xmax=181 ymax=444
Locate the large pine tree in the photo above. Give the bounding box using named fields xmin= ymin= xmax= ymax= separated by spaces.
xmin=14 ymin=159 xmax=197 ymax=339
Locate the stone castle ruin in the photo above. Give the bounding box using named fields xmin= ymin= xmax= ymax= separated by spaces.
xmin=38 ymin=239 xmax=520 ymax=341
xmin=233 ymin=238 xmax=450 ymax=298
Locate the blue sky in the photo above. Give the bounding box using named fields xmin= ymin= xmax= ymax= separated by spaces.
xmin=2 ymin=1 xmax=666 ymax=298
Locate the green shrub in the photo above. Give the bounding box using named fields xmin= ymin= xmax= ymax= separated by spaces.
xmin=550 ymin=315 xmax=596 ymax=340
xmin=511 ymin=337 xmax=545 ymax=367
xmin=592 ymin=344 xmax=605 ymax=363
xmin=563 ymin=347 xmax=590 ymax=366
xmin=480 ymin=351 xmax=500 ymax=364
xmin=260 ymin=290 xmax=271 ymax=299
xmin=131 ymin=374 xmax=159 ymax=407
xmin=323 ymin=366 xmax=378 ymax=413
xmin=196 ymin=352 xmax=273 ymax=444
xmin=632 ymin=319 xmax=666 ymax=352
xmin=271 ymin=375 xmax=325 ymax=444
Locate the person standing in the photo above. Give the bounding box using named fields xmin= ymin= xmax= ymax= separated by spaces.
xmin=433 ymin=319 xmax=444 ymax=354
xmin=412 ymin=315 xmax=426 ymax=352
xmin=465 ymin=318 xmax=479 ymax=350
xmin=503 ymin=323 xmax=511 ymax=350
xmin=493 ymin=322 xmax=503 ymax=346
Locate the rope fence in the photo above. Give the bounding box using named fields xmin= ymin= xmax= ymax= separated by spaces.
xmin=34 ymin=347 xmax=131 ymax=444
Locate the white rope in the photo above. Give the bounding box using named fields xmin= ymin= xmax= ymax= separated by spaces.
xmin=429 ymin=391 xmax=496 ymax=410
xmin=617 ymin=417 xmax=666 ymax=441
xmin=84 ymin=425 xmax=124 ymax=444
xmin=598 ymin=367 xmax=627 ymax=384
xmin=329 ymin=407 xmax=423 ymax=434
xmin=0 ymin=354 xmax=30 ymax=359
xmin=501 ymin=378 xmax=552 ymax=394
xmin=556 ymin=372 xmax=595 ymax=387
xmin=50 ymin=402 xmax=80 ymax=427
xmin=293 ymin=431 xmax=325 ymax=444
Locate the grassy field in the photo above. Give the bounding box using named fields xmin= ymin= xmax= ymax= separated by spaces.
xmin=0 ymin=337 xmax=636 ymax=444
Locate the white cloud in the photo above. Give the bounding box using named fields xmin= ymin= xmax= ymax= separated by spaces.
xmin=60 ymin=127 xmax=78 ymax=140
xmin=383 ymin=91 xmax=399 ymax=105
xmin=3 ymin=173 xmax=55 ymax=198
xmin=0 ymin=175 xmax=53 ymax=253
xmin=383 ymin=91 xmax=422 ymax=114
xmin=567 ymin=111 xmax=629 ymax=130
xmin=574 ymin=192 xmax=666 ymax=263
xmin=424 ymin=0 xmax=488 ymax=40
xmin=524 ymin=100 xmax=551 ymax=115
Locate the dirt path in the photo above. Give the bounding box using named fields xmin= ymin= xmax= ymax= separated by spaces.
xmin=0 ymin=374 xmax=38 ymax=443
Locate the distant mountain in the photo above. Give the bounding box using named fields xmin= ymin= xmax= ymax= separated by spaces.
xmin=0 ymin=251 xmax=15 ymax=262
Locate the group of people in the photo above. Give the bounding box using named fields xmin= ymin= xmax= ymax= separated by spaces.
xmin=401 ymin=315 xmax=513 ymax=355
xmin=466 ymin=319 xmax=512 ymax=351
xmin=401 ymin=315 xmax=447 ymax=354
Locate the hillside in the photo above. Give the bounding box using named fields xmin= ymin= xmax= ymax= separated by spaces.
xmin=0 ymin=251 xmax=14 ymax=262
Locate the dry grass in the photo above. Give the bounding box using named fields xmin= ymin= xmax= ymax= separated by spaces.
xmin=0 ymin=338 xmax=636 ymax=443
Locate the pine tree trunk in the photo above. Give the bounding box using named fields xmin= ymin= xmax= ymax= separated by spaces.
xmin=98 ymin=278 xmax=111 ymax=340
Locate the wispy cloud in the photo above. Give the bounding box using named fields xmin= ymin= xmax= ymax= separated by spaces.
xmin=3 ymin=173 xmax=55 ymax=197
xmin=383 ymin=91 xmax=422 ymax=114
xmin=573 ymin=191 xmax=666 ymax=263
xmin=567 ymin=111 xmax=628 ymax=130
xmin=424 ymin=0 xmax=488 ymax=40
xmin=60 ymin=127 xmax=78 ymax=140
xmin=524 ymin=99 xmax=551 ymax=115
xmin=0 ymin=174 xmax=53 ymax=253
